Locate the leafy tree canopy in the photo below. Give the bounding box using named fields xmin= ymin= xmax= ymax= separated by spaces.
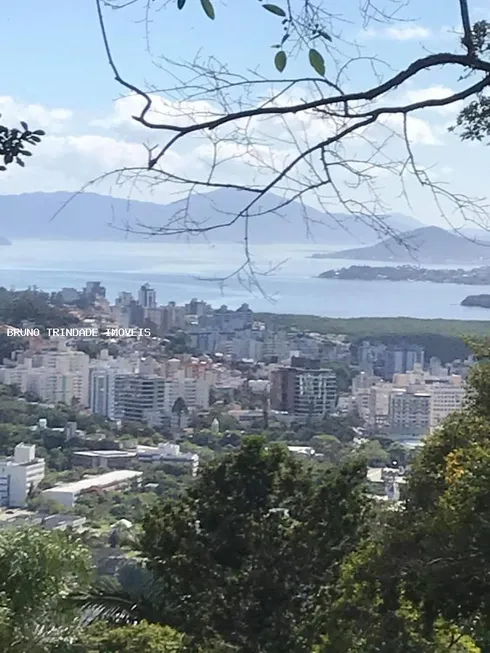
xmin=141 ymin=436 xmax=371 ymax=652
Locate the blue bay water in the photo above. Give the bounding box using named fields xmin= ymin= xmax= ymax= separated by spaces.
xmin=1 ymin=239 xmax=490 ymax=321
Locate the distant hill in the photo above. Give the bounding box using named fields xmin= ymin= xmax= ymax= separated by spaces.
xmin=0 ymin=189 xmax=422 ymax=245
xmin=322 ymin=226 xmax=490 ymax=264
xmin=0 ymin=236 xmax=10 ymax=246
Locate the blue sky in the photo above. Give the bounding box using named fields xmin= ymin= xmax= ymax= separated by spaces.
xmin=2 ymin=0 xmax=489 ymax=230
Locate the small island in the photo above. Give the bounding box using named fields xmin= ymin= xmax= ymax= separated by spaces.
xmin=461 ymin=294 xmax=490 ymax=308
xmin=318 ymin=265 xmax=490 ymax=285
xmin=0 ymin=236 xmax=11 ymax=246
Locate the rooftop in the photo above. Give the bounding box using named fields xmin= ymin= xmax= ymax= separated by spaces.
xmin=73 ymin=450 xmax=136 ymax=459
xmin=43 ymin=470 xmax=143 ymax=494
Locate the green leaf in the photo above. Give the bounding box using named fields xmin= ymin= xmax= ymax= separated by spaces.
xmin=274 ymin=50 xmax=287 ymax=73
xmin=177 ymin=0 xmax=186 ymax=8
xmin=200 ymin=0 xmax=215 ymax=19
xmin=309 ymin=48 xmax=325 ymax=76
xmin=263 ymin=4 xmax=286 ymax=17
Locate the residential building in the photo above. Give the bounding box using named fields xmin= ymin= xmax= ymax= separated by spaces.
xmin=262 ymin=330 xmax=289 ymax=361
xmin=138 ymin=283 xmax=157 ymax=309
xmin=89 ymin=368 xmax=117 ymax=418
xmin=144 ymin=307 xmax=167 ymax=335
xmin=115 ymin=291 xmax=133 ymax=308
xmin=60 ymin=287 xmax=80 ymax=303
xmin=388 ymin=390 xmax=431 ymax=438
xmin=429 ymin=383 xmax=465 ymax=428
xmin=270 ymin=366 xmax=337 ymax=418
xmin=185 ymin=298 xmax=211 ymax=317
xmin=383 ymin=344 xmax=425 ymax=380
xmin=27 ymin=368 xmax=88 ymax=406
xmin=0 ymin=361 xmax=31 ymax=392
xmin=368 ymin=383 xmax=392 ymax=429
xmin=113 ymin=374 xmax=167 ymax=426
xmin=198 ymin=304 xmax=253 ymax=331
xmin=0 ymin=342 xmax=90 ymax=405
xmin=352 ymin=366 xmax=465 ymax=435
xmin=0 ymin=444 xmax=45 ymax=508
xmin=85 ymin=281 xmax=106 ymax=301
xmin=88 ymin=352 xmax=137 ymax=418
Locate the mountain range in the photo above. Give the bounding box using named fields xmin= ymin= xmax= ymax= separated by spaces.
xmin=0 ymin=189 xmax=423 ymax=246
xmin=321 ymin=226 xmax=490 ymax=264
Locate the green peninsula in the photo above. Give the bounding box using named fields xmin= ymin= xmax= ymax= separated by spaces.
xmin=318 ymin=265 xmax=490 ymax=285
xmin=461 ymin=294 xmax=490 ymax=308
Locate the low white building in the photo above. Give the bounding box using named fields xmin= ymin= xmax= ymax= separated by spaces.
xmin=136 ymin=443 xmax=199 ymax=477
xmin=0 ymin=444 xmax=45 ymax=508
xmin=41 ymin=470 xmax=143 ymax=508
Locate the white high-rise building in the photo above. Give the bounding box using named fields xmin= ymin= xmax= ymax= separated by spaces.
xmin=0 ymin=444 xmax=45 ymax=508
xmin=164 ymin=376 xmax=210 ymax=414
xmin=88 ymin=353 xmax=137 ymax=418
xmin=429 ymin=383 xmax=466 ymax=428
xmin=0 ymin=344 xmax=90 ymax=406
xmin=270 ymin=367 xmax=337 ymax=417
xmin=389 ymin=390 xmax=431 ymax=438
xmin=0 ymin=361 xmax=31 ymax=393
xmin=138 ymin=283 xmax=157 ymax=309
xmin=26 ymin=368 xmax=88 ymax=406
xmin=113 ymin=374 xmax=167 ymax=426
xmin=89 ymin=368 xmax=117 ymax=419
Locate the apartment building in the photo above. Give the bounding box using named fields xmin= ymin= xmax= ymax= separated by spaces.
xmin=27 ymin=369 xmax=88 ymax=406
xmin=138 ymin=283 xmax=157 ymax=309
xmin=383 ymin=344 xmax=425 ymax=380
xmin=429 ymin=383 xmax=465 ymax=428
xmin=113 ymin=374 xmax=167 ymax=426
xmin=389 ymin=390 xmax=431 ymax=438
xmin=353 ymin=378 xmax=392 ymax=430
xmin=270 ymin=367 xmax=337 ymax=418
xmin=352 ymin=366 xmax=466 ymax=435
xmin=89 ymin=368 xmax=117 ymax=419
xmin=0 ymin=342 xmax=90 ymax=405
xmin=0 ymin=444 xmax=45 ymax=508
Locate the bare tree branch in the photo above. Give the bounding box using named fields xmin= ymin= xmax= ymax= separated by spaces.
xmin=84 ymin=0 xmax=490 ymax=289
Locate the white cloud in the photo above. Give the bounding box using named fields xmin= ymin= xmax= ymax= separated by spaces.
xmin=0 ymin=96 xmax=73 ymax=134
xmin=0 ymin=133 xmax=152 ymax=195
xmin=362 ymin=25 xmax=432 ymax=40
xmin=91 ymin=94 xmax=218 ymax=134
xmin=402 ymin=86 xmax=462 ymax=115
xmin=0 ymin=98 xmax=181 ymax=196
xmin=0 ymin=91 xmax=446 ymax=207
xmin=381 ymin=114 xmax=441 ymax=145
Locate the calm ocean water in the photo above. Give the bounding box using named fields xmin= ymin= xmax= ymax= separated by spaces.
xmin=1 ymin=239 xmax=490 ymax=320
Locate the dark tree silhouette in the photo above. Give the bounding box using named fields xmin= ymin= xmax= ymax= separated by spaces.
xmin=172 ymin=396 xmax=188 ymax=428
xmin=0 ymin=118 xmax=45 ymax=171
